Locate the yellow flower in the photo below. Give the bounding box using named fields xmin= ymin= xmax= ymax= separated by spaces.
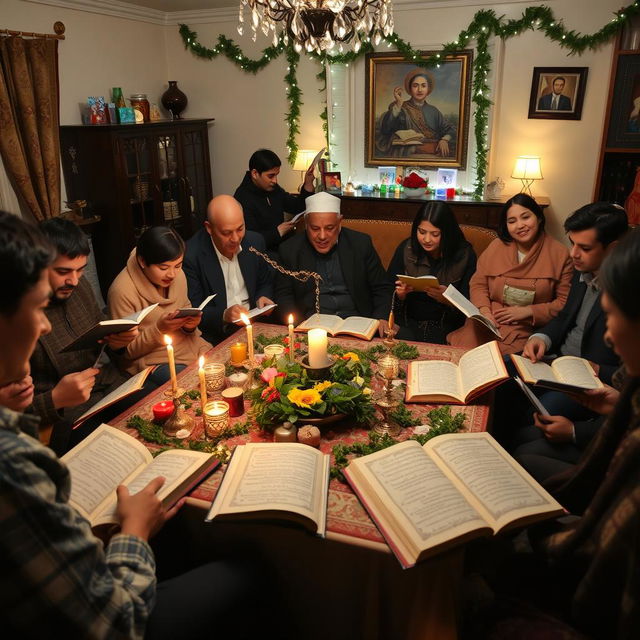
xmin=313 ymin=381 xmax=332 ymax=393
xmin=363 ymin=387 xmax=372 ymax=395
xmin=288 ymin=387 xmax=322 ymax=409
xmin=353 ymin=375 xmax=364 ymax=387
xmin=342 ymin=352 xmax=360 ymax=362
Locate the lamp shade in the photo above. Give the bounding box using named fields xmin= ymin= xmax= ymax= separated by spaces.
xmin=511 ymin=156 xmax=543 ymax=180
xmin=293 ymin=149 xmax=319 ymax=172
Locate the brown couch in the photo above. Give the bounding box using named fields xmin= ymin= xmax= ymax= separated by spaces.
xmin=339 ymin=219 xmax=497 ymax=269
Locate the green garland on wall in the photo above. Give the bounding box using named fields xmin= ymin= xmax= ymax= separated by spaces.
xmin=179 ymin=2 xmax=640 ymax=197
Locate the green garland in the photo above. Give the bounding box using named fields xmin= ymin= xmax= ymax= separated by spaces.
xmin=180 ymin=3 xmax=638 ymax=196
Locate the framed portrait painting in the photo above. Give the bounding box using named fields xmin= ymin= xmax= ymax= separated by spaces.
xmin=365 ymin=50 xmax=473 ymax=169
xmin=528 ymin=67 xmax=588 ymax=120
xmin=322 ymin=171 xmax=342 ymax=194
xmin=606 ymin=54 xmax=640 ymax=148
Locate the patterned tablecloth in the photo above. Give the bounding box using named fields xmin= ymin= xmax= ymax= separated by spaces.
xmin=111 ymin=323 xmax=491 ymax=550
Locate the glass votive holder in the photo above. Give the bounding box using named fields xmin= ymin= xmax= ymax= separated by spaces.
xmin=263 ymin=344 xmax=285 ymax=359
xmin=230 ymin=341 xmax=247 ymax=366
xmin=204 ymin=362 xmax=226 ymax=395
xmin=203 ymin=400 xmax=229 ymax=439
xmin=221 ymin=386 xmax=244 ymax=417
xmin=226 ymin=371 xmax=249 ymax=389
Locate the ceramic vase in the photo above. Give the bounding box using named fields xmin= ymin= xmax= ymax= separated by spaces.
xmin=161 ymin=81 xmax=188 ymax=119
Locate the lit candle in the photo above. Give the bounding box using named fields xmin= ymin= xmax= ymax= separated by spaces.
xmin=230 ymin=341 xmax=247 ymax=365
xmin=240 ymin=313 xmax=254 ymax=363
xmin=198 ymin=355 xmax=207 ymax=408
xmin=288 ymin=313 xmax=295 ymax=362
xmin=308 ymin=328 xmax=328 ymax=368
xmin=164 ymin=334 xmax=178 ymax=394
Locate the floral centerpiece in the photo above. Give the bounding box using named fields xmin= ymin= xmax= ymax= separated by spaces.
xmin=402 ymin=171 xmax=428 ymax=197
xmin=248 ymin=351 xmax=375 ymax=430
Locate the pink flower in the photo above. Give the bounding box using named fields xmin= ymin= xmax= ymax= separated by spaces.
xmin=261 ymin=367 xmax=279 ymax=384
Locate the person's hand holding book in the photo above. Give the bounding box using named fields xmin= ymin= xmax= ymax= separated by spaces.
xmin=51 ymin=367 xmax=99 ymax=409
xmin=533 ymin=414 xmax=575 ymax=442
xmin=523 ymin=336 xmax=547 ymax=362
xmin=394 ymin=280 xmax=413 ymax=301
xmin=157 ymin=310 xmax=192 ymax=334
xmin=103 ymin=326 xmax=138 ymax=350
xmin=575 ymin=384 xmax=620 ymax=415
xmin=425 ymin=284 xmax=448 ymax=305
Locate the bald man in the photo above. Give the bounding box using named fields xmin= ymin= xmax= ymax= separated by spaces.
xmin=183 ymin=195 xmax=274 ymax=344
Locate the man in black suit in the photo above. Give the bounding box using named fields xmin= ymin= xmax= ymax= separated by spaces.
xmin=183 ymin=195 xmax=274 ymax=345
xmin=275 ymin=192 xmax=394 ymax=332
xmin=506 ymin=202 xmax=628 ymax=476
xmin=537 ymin=76 xmax=572 ymax=111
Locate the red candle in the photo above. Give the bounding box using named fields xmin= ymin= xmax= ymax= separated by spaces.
xmin=446 ymin=187 xmax=456 ymax=199
xmin=221 ymin=387 xmax=244 ymax=418
xmin=152 ymin=400 xmax=174 ymax=423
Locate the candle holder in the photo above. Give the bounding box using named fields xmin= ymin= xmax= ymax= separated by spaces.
xmin=298 ymin=355 xmax=334 ymax=380
xmin=221 ymin=386 xmax=244 ymax=417
xmin=163 ymin=397 xmax=195 ymax=439
xmin=163 ymin=384 xmax=185 ymax=398
xmin=263 ymin=344 xmax=285 ymax=359
xmin=203 ymin=400 xmax=230 ymax=439
xmin=204 ymin=362 xmax=226 ymax=395
xmin=373 ymin=353 xmax=401 ymax=437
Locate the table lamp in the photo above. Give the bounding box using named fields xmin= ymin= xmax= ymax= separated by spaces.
xmin=293 ymin=149 xmax=319 ymax=189
xmin=511 ymin=156 xmax=543 ymax=196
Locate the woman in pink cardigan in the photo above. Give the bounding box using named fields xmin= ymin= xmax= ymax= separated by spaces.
xmin=108 ymin=226 xmax=210 ymax=384
xmin=448 ymin=193 xmax=573 ymax=355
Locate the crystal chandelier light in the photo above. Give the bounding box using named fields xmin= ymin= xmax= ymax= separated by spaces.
xmin=237 ymin=0 xmax=395 ymax=54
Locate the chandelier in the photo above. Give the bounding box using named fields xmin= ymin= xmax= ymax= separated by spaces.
xmin=237 ymin=0 xmax=395 ymax=54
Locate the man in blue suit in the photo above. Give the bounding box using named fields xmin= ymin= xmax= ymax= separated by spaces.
xmin=537 ymin=76 xmax=572 ymax=111
xmin=183 ymin=195 xmax=274 ymax=345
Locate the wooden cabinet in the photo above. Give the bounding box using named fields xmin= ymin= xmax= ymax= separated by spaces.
xmin=60 ymin=119 xmax=213 ymax=294
xmin=339 ymin=193 xmax=550 ymax=229
xmin=594 ymin=29 xmax=640 ymax=217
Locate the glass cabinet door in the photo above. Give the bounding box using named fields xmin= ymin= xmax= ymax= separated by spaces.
xmin=181 ymin=129 xmax=211 ymax=227
xmin=122 ymin=136 xmax=154 ymax=239
xmin=157 ymin=134 xmax=182 ymax=229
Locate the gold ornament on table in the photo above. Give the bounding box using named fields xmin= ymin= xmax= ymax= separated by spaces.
xmin=162 ymin=397 xmax=195 ymax=439
xmin=373 ymin=351 xmax=401 ymax=437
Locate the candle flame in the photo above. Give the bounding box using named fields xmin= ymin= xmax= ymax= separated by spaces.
xmin=288 ymin=314 xmax=294 ymax=325
xmin=240 ymin=312 xmax=250 ymax=326
xmin=198 ymin=355 xmax=205 ymax=368
xmin=164 ymin=334 xmax=172 ymax=346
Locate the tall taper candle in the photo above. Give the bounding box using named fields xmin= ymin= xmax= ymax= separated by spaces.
xmin=288 ymin=313 xmax=295 ymax=362
xmin=198 ymin=355 xmax=207 ymax=407
xmin=164 ymin=335 xmax=178 ymax=394
xmin=240 ymin=313 xmax=254 ymax=363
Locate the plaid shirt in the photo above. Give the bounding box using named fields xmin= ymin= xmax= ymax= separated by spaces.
xmin=0 ymin=406 xmax=156 ymax=638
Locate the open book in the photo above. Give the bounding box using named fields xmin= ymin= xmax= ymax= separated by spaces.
xmin=405 ymin=341 xmax=508 ymax=404
xmin=443 ymin=285 xmax=502 ymax=339
xmin=232 ymin=303 xmax=278 ymax=324
xmin=61 ymin=303 xmax=159 ymax=352
xmin=396 ymin=274 xmax=440 ymax=291
xmin=206 ymin=442 xmax=330 ymax=537
xmin=174 ymin=294 xmax=216 ymax=318
xmin=295 ymin=314 xmax=379 ymax=341
xmin=62 ymin=424 xmax=218 ymax=527
xmin=513 ymin=376 xmax=550 ymax=416
xmin=511 ymin=353 xmax=603 ymax=393
xmin=73 ymin=367 xmax=152 ymax=427
xmin=344 ymin=432 xmax=564 ymax=568
xmin=392 ymin=129 xmax=425 ymax=145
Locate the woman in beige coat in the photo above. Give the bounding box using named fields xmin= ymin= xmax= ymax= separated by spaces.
xmin=108 ymin=226 xmax=210 ymax=384
xmin=448 ymin=194 xmax=573 ymax=355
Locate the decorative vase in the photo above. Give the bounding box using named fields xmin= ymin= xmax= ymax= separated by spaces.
xmin=161 ymin=81 xmax=188 ymax=119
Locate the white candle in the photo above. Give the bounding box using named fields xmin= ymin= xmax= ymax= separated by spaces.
xmin=308 ymin=328 xmax=328 ymax=368
xmin=288 ymin=314 xmax=295 ymax=362
xmin=198 ymin=355 xmax=207 ymax=407
xmin=240 ymin=313 xmax=254 ymax=363
xmin=164 ymin=335 xmax=178 ymax=394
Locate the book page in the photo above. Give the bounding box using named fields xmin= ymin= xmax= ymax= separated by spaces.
xmin=296 ymin=313 xmax=343 ymax=334
xmin=552 ymin=356 xmax=601 ymax=389
xmin=428 ymin=433 xmax=561 ymax=530
xmin=245 ymin=303 xmax=277 ymax=320
xmin=208 ymin=444 xmax=325 ymax=522
xmin=458 ymin=342 xmax=505 ymax=397
xmin=337 ymin=316 xmax=378 ymax=337
xmin=62 ymin=426 xmax=151 ymax=519
xmin=397 ymin=275 xmax=440 ymax=291
xmin=443 ymin=284 xmax=483 ymax=318
xmin=511 ymin=354 xmax=557 ymax=383
xmin=123 ymin=303 xmax=159 ymax=324
xmin=409 ymin=360 xmax=462 ymax=400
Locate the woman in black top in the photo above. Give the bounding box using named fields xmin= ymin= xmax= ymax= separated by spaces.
xmin=387 ymin=201 xmax=476 ymax=343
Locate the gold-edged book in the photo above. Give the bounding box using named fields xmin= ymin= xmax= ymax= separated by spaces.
xmin=295 ymin=313 xmax=379 ymax=341
xmin=344 ymin=432 xmax=564 ymax=569
xmin=510 ymin=353 xmax=603 ymax=393
xmin=396 ymin=274 xmax=440 ymax=291
xmin=405 ymin=341 xmax=509 ymax=404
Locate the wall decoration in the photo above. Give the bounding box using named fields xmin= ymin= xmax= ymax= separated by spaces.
xmin=528 ymin=67 xmax=588 ymax=120
xmin=322 ymin=171 xmax=342 ymax=193
xmin=365 ymin=51 xmax=472 ymax=169
xmin=606 ymin=53 xmax=640 ymax=147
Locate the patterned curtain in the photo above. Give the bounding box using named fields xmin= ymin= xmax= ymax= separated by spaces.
xmin=0 ymin=37 xmax=60 ymax=221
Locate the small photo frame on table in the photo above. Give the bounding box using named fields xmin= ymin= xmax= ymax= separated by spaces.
xmin=528 ymin=67 xmax=588 ymax=120
xmin=322 ymin=171 xmax=342 ymax=194
xmin=435 ymin=168 xmax=457 ymax=198
xmin=118 ymin=107 xmax=136 ymax=124
xmin=378 ymin=166 xmax=396 ymax=185
xmin=605 ymin=53 xmax=640 ymax=148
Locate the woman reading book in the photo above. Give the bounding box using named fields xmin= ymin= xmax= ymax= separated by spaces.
xmin=388 ymin=201 xmax=477 ymax=343
xmin=468 ymin=228 xmax=640 ymax=638
xmin=108 ymin=226 xmax=209 ymax=385
xmin=448 ymin=194 xmax=572 ymax=355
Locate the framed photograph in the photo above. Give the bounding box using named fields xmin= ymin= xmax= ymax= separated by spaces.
xmin=606 ymin=54 xmax=640 ymax=148
xmin=365 ymin=50 xmax=473 ymax=169
xmin=378 ymin=166 xmax=396 ymax=185
xmin=528 ymin=67 xmax=588 ymax=120
xmin=436 ymin=168 xmax=457 ymax=189
xmin=322 ymin=171 xmax=342 ymax=194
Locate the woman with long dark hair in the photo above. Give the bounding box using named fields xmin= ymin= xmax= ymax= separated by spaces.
xmin=387 ymin=201 xmax=476 ymax=343
xmin=449 ymin=193 xmax=572 ymax=354
xmin=108 ymin=226 xmax=209 ymax=383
